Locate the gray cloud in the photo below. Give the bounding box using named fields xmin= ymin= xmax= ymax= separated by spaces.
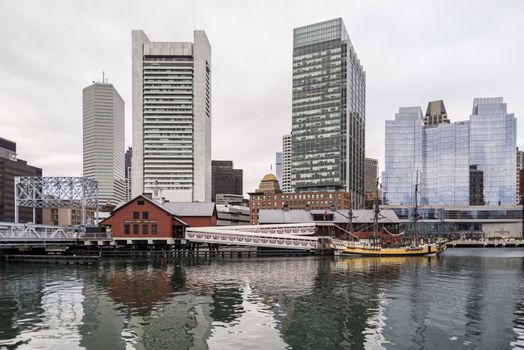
xmin=0 ymin=0 xmax=523 ymax=194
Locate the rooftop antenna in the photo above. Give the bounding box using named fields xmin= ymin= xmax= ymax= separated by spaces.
xmin=102 ymin=71 xmax=105 ymax=84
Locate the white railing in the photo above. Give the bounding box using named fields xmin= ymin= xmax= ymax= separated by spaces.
xmin=185 ymin=224 xmax=327 ymax=250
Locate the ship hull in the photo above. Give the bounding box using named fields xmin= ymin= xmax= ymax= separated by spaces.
xmin=341 ymin=243 xmax=446 ymax=257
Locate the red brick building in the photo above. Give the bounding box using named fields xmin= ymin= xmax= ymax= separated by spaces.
xmin=101 ymin=194 xmax=217 ymax=245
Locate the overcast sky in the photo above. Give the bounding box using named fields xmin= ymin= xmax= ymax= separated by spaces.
xmin=1 ymin=0 xmax=523 ymax=195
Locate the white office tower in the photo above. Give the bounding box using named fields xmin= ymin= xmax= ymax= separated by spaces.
xmin=131 ymin=30 xmax=212 ymax=202
xmin=83 ymin=82 xmax=126 ymax=205
xmin=282 ymin=134 xmax=293 ymax=193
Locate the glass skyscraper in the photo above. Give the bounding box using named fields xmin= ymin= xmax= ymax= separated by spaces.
xmin=470 ymin=98 xmax=516 ymax=205
xmin=291 ymin=18 xmax=366 ymax=208
xmin=383 ymin=98 xmax=516 ymax=206
xmin=383 ymin=107 xmax=424 ymax=206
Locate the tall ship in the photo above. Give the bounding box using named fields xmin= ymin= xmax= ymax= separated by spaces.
xmin=340 ymin=172 xmax=446 ymax=256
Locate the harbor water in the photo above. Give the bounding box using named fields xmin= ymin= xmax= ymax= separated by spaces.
xmin=1 ymin=249 xmax=524 ymax=349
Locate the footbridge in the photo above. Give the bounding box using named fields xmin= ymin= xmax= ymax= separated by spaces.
xmin=185 ymin=223 xmax=333 ymax=251
xmin=0 ymin=222 xmax=110 ymax=248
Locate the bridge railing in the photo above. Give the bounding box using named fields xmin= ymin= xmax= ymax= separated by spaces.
xmin=0 ymin=222 xmax=79 ymax=240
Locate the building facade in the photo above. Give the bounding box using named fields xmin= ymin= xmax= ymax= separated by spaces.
xmin=364 ymin=158 xmax=378 ymax=194
xmin=125 ymin=147 xmax=132 ymax=202
xmin=42 ymin=208 xmax=82 ymax=226
xmin=275 ymin=152 xmax=283 ymax=185
xmin=469 ymin=165 xmax=484 ymax=205
xmin=83 ymin=82 xmax=126 ymax=206
xmin=469 ymin=97 xmax=516 ymax=205
xmin=423 ymin=121 xmax=470 ymax=205
xmin=131 ymin=30 xmax=212 ymax=202
xmin=291 ymin=18 xmax=366 ymax=207
xmin=383 ymin=107 xmax=424 ymax=206
xmin=211 ymin=160 xmax=242 ymax=202
xmin=516 ymin=148 xmax=524 ymax=203
xmin=216 ymin=204 xmax=250 ymax=226
xmin=282 ymin=134 xmax=293 ymax=193
xmin=384 ymin=98 xmax=516 ymax=206
xmin=0 ymin=138 xmax=42 ymax=223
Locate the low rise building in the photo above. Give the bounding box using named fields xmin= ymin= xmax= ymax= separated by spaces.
xmin=216 ymin=205 xmax=250 ymax=226
xmin=249 ymin=173 xmax=351 ymax=224
xmin=100 ymin=194 xmax=216 ymax=246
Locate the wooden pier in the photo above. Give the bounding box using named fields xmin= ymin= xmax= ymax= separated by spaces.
xmin=3 ymin=254 xmax=101 ymax=265
xmin=448 ymin=240 xmax=524 ymax=248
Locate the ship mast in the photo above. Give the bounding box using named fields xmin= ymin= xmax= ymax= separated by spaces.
xmin=348 ymin=194 xmax=353 ymax=242
xmin=414 ymin=170 xmax=419 ymax=245
xmin=373 ymin=177 xmax=380 ymax=246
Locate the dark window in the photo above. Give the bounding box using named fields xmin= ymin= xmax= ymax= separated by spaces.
xmin=124 ymin=224 xmax=130 ymax=235
xmin=137 ymin=200 xmax=145 ymax=205
xmin=152 ymin=224 xmax=158 ymax=235
xmin=143 ymin=211 xmax=149 ymax=219
xmin=133 ymin=224 xmax=139 ymax=234
xmin=133 ymin=212 xmax=139 ymax=220
xmin=142 ymin=224 xmax=149 ymax=234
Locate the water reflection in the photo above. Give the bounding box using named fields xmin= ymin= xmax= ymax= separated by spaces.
xmin=1 ymin=250 xmax=524 ymax=349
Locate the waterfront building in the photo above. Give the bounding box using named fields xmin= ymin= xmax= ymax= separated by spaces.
xmin=101 ymin=194 xmax=216 ymax=245
xmin=382 ymin=107 xmax=424 ymax=206
xmin=469 ymin=97 xmax=516 ymax=205
xmin=383 ymin=97 xmax=516 ymax=206
xmin=282 ymin=134 xmax=293 ymax=193
xmin=364 ymin=158 xmax=378 ymax=194
xmin=291 ymin=18 xmax=366 ymax=207
xmin=275 ymin=152 xmax=283 ymax=185
xmin=216 ymin=204 xmax=250 ymax=226
xmin=131 ymin=30 xmax=212 ymax=202
xmin=83 ymin=82 xmax=125 ymax=206
xmin=384 ymin=204 xmax=522 ymax=238
xmin=423 ymin=100 xmax=450 ymax=128
xmin=211 ymin=160 xmax=242 ymax=202
xmin=125 ymin=147 xmax=132 ymax=202
xmin=0 ymin=137 xmax=42 ymax=223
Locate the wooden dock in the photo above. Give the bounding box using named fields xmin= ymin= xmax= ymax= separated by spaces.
xmin=99 ymin=248 xmax=312 ymax=258
xmin=448 ymin=240 xmax=524 ymax=248
xmin=3 ymin=254 xmax=101 ymax=265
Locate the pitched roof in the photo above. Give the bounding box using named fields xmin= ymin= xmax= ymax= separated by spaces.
xmin=258 ymin=209 xmax=314 ymax=224
xmin=100 ymin=194 xmax=188 ymax=226
xmin=161 ymin=202 xmax=216 ymax=217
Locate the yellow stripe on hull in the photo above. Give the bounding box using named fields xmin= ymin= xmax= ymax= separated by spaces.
xmin=341 ymin=244 xmax=446 ymax=257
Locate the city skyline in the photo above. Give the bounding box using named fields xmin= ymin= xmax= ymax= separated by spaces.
xmin=1 ymin=0 xmax=523 ymax=195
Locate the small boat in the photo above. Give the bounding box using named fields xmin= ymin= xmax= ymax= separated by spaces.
xmin=340 ymin=171 xmax=447 ymax=257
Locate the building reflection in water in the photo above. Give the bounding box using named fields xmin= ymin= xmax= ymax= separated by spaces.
xmin=2 ymin=252 xmax=524 ymax=349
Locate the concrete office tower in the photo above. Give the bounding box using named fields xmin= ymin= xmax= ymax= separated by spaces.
xmin=211 ymin=160 xmax=242 ymax=202
xmin=125 ymin=147 xmax=132 ymax=201
xmin=275 ymin=152 xmax=283 ymax=184
xmin=364 ymin=158 xmax=378 ymax=194
xmin=470 ymin=97 xmax=516 ymax=205
xmin=291 ymin=18 xmax=366 ymax=208
xmin=83 ymin=82 xmax=125 ymax=206
xmin=423 ymin=100 xmax=450 ymax=128
xmin=382 ymin=107 xmax=424 ymax=205
xmin=132 ymin=30 xmax=211 ymax=202
xmin=282 ymin=134 xmax=293 ymax=193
